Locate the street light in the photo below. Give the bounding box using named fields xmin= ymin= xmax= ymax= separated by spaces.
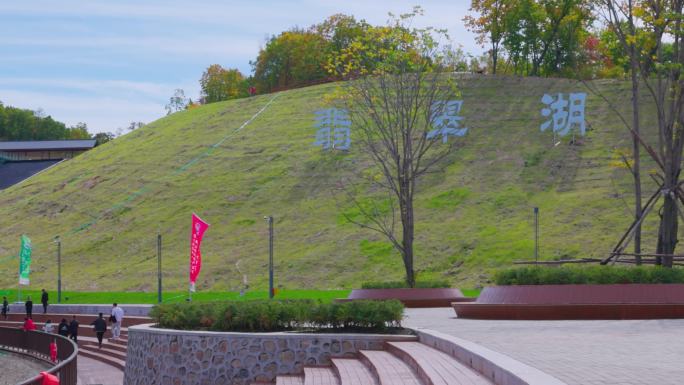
xmin=54 ymin=235 xmax=61 ymax=303
xmin=264 ymin=216 xmax=274 ymax=299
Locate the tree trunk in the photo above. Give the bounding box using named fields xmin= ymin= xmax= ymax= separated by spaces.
xmin=400 ymin=186 xmax=415 ymax=288
xmin=491 ymin=43 xmax=498 ymax=75
xmin=659 ymin=191 xmax=679 ymax=267
xmin=630 ymin=45 xmax=643 ymax=263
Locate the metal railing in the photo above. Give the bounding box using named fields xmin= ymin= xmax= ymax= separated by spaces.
xmin=0 ymin=326 xmax=78 ymax=385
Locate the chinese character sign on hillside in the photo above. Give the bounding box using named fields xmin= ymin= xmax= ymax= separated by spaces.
xmin=428 ymin=100 xmax=468 ymax=143
xmin=313 ymin=108 xmax=351 ymax=150
xmin=540 ymin=93 xmax=587 ymax=137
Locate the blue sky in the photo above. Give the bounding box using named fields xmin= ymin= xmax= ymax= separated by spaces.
xmin=0 ymin=1 xmax=481 ymax=133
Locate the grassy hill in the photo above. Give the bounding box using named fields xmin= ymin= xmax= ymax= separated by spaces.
xmin=0 ymin=75 xmax=664 ymax=292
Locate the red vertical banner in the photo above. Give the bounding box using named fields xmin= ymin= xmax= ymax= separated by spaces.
xmin=189 ymin=213 xmax=209 ymax=292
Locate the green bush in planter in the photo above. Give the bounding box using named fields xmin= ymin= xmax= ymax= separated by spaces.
xmin=494 ymin=265 xmax=684 ymax=285
xmin=150 ymin=299 xmax=404 ymax=332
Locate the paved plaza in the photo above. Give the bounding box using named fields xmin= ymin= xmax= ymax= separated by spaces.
xmin=405 ymin=307 xmax=684 ymax=385
xmin=77 ymin=356 xmax=123 ymax=385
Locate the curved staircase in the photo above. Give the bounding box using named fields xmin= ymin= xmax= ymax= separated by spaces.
xmin=0 ymin=312 xmax=152 ymax=376
xmin=261 ymin=341 xmax=492 ymax=385
xmin=1 ymin=313 xmax=492 ymax=385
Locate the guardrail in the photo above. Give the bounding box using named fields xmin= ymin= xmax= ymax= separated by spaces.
xmin=0 ymin=326 xmax=78 ymax=385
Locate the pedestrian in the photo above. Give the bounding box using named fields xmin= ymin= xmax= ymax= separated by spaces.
xmin=68 ymin=315 xmax=79 ymax=343
xmin=43 ymin=319 xmax=54 ymax=333
xmin=90 ymin=313 xmax=107 ymax=348
xmin=25 ymin=296 xmax=33 ymax=318
xmin=41 ymin=289 xmax=49 ymax=314
xmin=58 ymin=318 xmax=69 ymax=337
xmin=111 ymin=303 xmax=124 ymax=340
xmin=1 ymin=296 xmax=8 ymax=320
xmin=23 ymin=317 xmax=36 ymax=331
xmin=49 ymin=339 xmax=58 ymax=363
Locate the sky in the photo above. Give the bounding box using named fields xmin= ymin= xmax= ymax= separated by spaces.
xmin=0 ymin=1 xmax=482 ymax=134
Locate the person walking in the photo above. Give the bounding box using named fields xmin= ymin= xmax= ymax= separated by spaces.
xmin=25 ymin=296 xmax=33 ymax=318
xmin=90 ymin=313 xmax=107 ymax=348
xmin=43 ymin=319 xmax=54 ymax=334
xmin=68 ymin=316 xmax=79 ymax=343
xmin=41 ymin=289 xmax=49 ymax=314
xmin=1 ymin=296 xmax=8 ymax=320
xmin=111 ymin=303 xmax=124 ymax=340
xmin=58 ymin=318 xmax=69 ymax=337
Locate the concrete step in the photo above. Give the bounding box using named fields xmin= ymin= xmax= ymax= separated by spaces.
xmin=81 ymin=339 xmax=127 ymax=353
xmin=359 ymin=350 xmax=421 ymax=385
xmin=304 ymin=367 xmax=340 ymax=385
xmin=386 ymin=342 xmax=492 ymax=385
xmin=78 ymin=345 xmax=126 ymax=371
xmin=276 ymin=376 xmax=304 ymax=385
xmin=331 ymin=358 xmax=378 ymax=385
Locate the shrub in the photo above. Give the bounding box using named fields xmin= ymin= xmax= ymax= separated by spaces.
xmin=150 ymin=299 xmax=404 ymax=332
xmin=361 ymin=280 xmax=451 ymax=289
xmin=494 ymin=265 xmax=684 ymax=285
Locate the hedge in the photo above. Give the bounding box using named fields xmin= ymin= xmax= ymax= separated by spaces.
xmin=494 ymin=265 xmax=684 ymax=285
xmin=150 ymin=299 xmax=404 ymax=332
xmin=361 ymin=280 xmax=451 ymax=289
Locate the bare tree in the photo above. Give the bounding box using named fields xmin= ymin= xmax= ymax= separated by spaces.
xmin=331 ymin=9 xmax=462 ymax=287
xmin=600 ymin=0 xmax=644 ymax=262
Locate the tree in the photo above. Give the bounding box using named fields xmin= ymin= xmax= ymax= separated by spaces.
xmin=127 ymin=121 xmax=145 ymax=132
xmin=67 ymin=122 xmax=91 ymax=139
xmin=199 ymin=65 xmax=247 ymax=103
xmin=165 ymin=89 xmax=188 ymax=115
xmin=600 ymin=0 xmax=644 ymax=262
xmin=252 ymin=30 xmax=329 ymax=92
xmin=94 ymin=132 xmax=115 ymax=146
xmin=599 ymin=0 xmax=684 ymax=267
xmin=331 ymin=8 xmax=461 ymax=287
xmin=464 ymin=0 xmax=511 ymax=74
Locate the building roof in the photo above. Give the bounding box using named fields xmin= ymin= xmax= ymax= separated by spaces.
xmin=0 ymin=140 xmax=97 ymax=151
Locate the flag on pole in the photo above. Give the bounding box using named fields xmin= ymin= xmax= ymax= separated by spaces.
xmin=18 ymin=235 xmax=32 ymax=285
xmin=189 ymin=213 xmax=209 ymax=292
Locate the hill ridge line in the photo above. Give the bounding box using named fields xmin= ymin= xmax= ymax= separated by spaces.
xmin=71 ymin=93 xmax=282 ymax=234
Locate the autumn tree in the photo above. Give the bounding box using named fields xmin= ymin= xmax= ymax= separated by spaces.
xmin=252 ymin=30 xmax=329 ymax=92
xmin=330 ymin=8 xmax=461 ymax=287
xmin=200 ymin=65 xmax=247 ymax=103
xmin=464 ymin=0 xmax=511 ymax=74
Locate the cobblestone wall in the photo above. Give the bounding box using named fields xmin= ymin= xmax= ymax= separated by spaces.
xmin=124 ymin=324 xmax=416 ymax=385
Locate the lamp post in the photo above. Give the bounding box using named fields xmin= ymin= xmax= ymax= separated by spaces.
xmin=534 ymin=207 xmax=539 ymax=263
xmin=157 ymin=231 xmax=162 ymax=304
xmin=54 ymin=236 xmax=61 ymax=303
xmin=265 ymin=216 xmax=274 ymax=299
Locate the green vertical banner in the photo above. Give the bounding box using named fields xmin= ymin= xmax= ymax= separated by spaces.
xmin=18 ymin=235 xmax=32 ymax=285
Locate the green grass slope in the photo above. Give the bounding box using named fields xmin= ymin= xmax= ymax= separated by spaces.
xmin=0 ymin=76 xmax=663 ymax=292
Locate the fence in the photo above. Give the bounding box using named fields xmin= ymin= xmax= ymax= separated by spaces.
xmin=0 ymin=327 xmax=78 ymax=385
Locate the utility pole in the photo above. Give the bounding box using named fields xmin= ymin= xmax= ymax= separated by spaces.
xmin=266 ymin=216 xmax=274 ymax=299
xmin=157 ymin=231 xmax=162 ymax=304
xmin=534 ymin=207 xmax=539 ymax=263
xmin=55 ymin=236 xmax=62 ymax=303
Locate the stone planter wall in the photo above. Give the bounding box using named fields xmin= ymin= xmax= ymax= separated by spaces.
xmin=124 ymin=324 xmax=416 ymax=385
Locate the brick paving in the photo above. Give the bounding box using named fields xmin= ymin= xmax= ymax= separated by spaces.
xmin=77 ymin=355 xmax=123 ymax=385
xmin=405 ymin=307 xmax=684 ymax=385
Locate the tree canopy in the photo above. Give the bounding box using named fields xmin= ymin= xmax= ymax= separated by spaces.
xmin=0 ymin=102 xmax=91 ymax=141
